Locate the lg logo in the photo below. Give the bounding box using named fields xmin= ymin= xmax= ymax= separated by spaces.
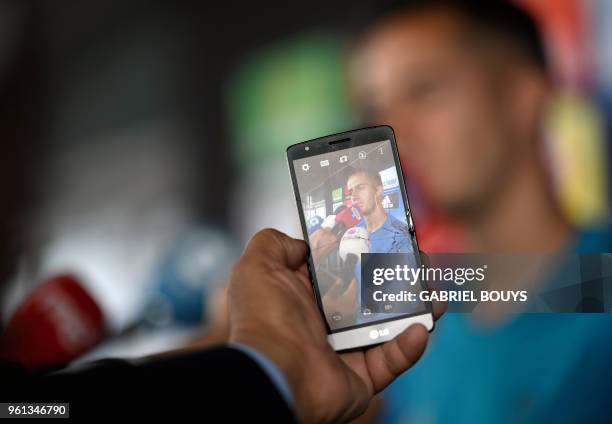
xmin=369 ymin=328 xmax=390 ymax=340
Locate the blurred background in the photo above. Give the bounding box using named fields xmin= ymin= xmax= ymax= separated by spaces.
xmin=0 ymin=0 xmax=610 ymax=370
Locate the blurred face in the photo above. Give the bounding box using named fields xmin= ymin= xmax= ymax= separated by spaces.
xmin=356 ymin=9 xmax=540 ymax=216
xmin=347 ymin=172 xmax=382 ymax=216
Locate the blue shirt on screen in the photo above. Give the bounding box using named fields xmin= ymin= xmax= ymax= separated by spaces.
xmin=356 ymin=213 xmax=413 ymax=255
xmin=354 ymin=213 xmax=414 ymax=322
xmin=353 ymin=212 xmax=413 ymax=287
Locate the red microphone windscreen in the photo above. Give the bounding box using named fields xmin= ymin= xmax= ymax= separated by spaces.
xmin=0 ymin=274 xmax=106 ymax=370
xmin=335 ymin=203 xmax=361 ymax=228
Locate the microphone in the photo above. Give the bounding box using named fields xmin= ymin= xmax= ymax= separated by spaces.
xmin=321 ymin=204 xmax=362 ymax=238
xmin=0 ymin=274 xmax=107 ymax=370
xmin=306 ymin=215 xmax=324 ymax=234
xmin=0 ymin=227 xmax=237 ymax=370
xmin=338 ymin=227 xmax=370 ymax=290
xmin=143 ymin=227 xmax=237 ymax=327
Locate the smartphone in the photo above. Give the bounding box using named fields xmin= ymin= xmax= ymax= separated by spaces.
xmin=287 ymin=126 xmax=433 ymax=351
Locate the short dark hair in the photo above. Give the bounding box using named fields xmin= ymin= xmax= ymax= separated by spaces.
xmin=348 ymin=0 xmax=547 ymax=70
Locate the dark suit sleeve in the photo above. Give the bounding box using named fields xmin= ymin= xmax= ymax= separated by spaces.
xmin=1 ymin=346 xmax=296 ymax=422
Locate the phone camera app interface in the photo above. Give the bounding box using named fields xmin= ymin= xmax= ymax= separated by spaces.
xmin=293 ymin=140 xmax=427 ymax=331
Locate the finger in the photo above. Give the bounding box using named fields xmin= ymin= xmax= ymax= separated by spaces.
xmin=245 ymin=229 xmax=309 ymax=270
xmin=297 ymin=262 xmax=309 ymax=278
xmin=294 ymin=266 xmax=315 ymax=294
xmin=364 ymin=324 xmax=428 ymax=393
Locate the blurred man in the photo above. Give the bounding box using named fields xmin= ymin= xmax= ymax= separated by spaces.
xmin=0 ymin=14 xmax=437 ymax=421
xmin=349 ymin=0 xmax=612 ymax=422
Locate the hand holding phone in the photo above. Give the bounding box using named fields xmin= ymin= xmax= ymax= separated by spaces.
xmin=228 ymin=228 xmax=439 ymax=423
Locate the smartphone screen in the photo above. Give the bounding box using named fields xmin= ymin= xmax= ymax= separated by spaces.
xmin=289 ymin=129 xmax=431 ymax=335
